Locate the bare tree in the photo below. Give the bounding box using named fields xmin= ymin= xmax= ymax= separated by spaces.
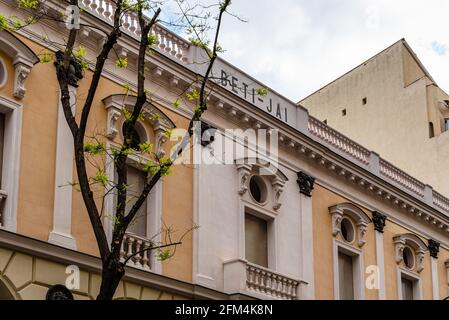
xmin=1 ymin=0 xmax=232 ymax=300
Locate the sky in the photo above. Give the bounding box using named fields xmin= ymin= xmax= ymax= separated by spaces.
xmin=212 ymin=0 xmax=449 ymax=102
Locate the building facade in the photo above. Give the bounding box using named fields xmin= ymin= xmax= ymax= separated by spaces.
xmin=300 ymin=39 xmax=449 ymax=199
xmin=0 ymin=0 xmax=448 ymax=300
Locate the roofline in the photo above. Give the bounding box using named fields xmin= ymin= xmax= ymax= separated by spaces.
xmin=298 ymin=38 xmax=438 ymax=104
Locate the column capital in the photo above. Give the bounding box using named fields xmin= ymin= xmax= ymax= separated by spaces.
xmin=372 ymin=211 xmax=387 ymax=233
xmin=297 ymin=171 xmax=315 ymax=197
xmin=428 ymin=239 xmax=440 ymax=259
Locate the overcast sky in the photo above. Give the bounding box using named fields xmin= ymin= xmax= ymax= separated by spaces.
xmin=215 ymin=0 xmax=449 ymax=102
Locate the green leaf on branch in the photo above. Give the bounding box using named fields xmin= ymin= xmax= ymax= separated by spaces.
xmin=147 ymin=32 xmax=158 ymax=47
xmin=256 ymin=87 xmax=269 ymax=97
xmin=84 ymin=142 xmax=106 ymax=155
xmin=39 ymin=50 xmax=53 ymax=64
xmin=172 ymin=98 xmax=181 ymax=108
xmin=138 ymin=142 xmax=153 ymax=153
xmin=116 ymin=57 xmax=128 ymax=69
xmin=92 ymin=170 xmax=109 ymax=187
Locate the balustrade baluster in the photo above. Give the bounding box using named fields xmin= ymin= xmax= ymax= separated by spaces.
xmin=141 ymin=244 xmax=150 ymax=270
xmin=104 ymin=1 xmax=112 ymax=19
xmin=90 ymin=0 xmax=98 ymax=11
xmin=98 ymin=0 xmax=104 ymax=14
xmin=126 ymin=235 xmax=135 ymax=266
xmin=134 ymin=239 xmax=142 ymax=268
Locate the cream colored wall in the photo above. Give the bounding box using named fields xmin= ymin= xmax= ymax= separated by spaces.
xmin=312 ymin=184 xmax=448 ymax=300
xmin=2 ymin=34 xmax=193 ymax=283
xmin=301 ymin=41 xmax=449 ymax=199
xmin=438 ymin=247 xmax=449 ymax=299
xmin=1 ymin=40 xmax=59 ymax=242
xmin=0 ymin=247 xmax=187 ymax=300
xmin=312 ymin=184 xmax=378 ymax=300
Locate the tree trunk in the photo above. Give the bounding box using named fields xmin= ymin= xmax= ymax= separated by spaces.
xmin=97 ymin=257 xmax=125 ymax=300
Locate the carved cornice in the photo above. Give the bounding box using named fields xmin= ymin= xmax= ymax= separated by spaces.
xmin=372 ymin=211 xmax=387 ymax=233
xmin=297 ymin=172 xmax=315 ymax=197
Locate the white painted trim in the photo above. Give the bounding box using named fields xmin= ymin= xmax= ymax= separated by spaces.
xmin=375 ymin=231 xmax=386 ymax=299
xmin=431 ymin=257 xmax=439 ymax=300
xmin=49 ymin=87 xmax=77 ymax=250
xmin=0 ymin=57 xmax=7 ymax=89
xmin=397 ymin=267 xmax=422 ymax=300
xmin=298 ymin=192 xmax=315 ymax=300
xmin=333 ymin=239 xmax=365 ymax=300
xmin=0 ymin=95 xmax=22 ymax=233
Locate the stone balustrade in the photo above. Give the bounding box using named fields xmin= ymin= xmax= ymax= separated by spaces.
xmin=308 ymin=116 xmax=371 ymax=165
xmin=223 ymin=259 xmax=300 ymax=300
xmin=379 ymin=159 xmax=426 ymax=197
xmin=79 ymin=0 xmax=191 ymax=63
xmin=433 ymin=191 xmax=449 ymax=212
xmin=120 ymin=232 xmax=152 ymax=271
xmin=246 ymin=262 xmax=299 ymax=300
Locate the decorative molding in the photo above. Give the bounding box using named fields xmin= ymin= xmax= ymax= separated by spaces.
xmin=0 ymin=31 xmax=38 ymax=99
xmin=428 ymin=239 xmax=440 ymax=259
xmin=235 ymin=159 xmax=288 ymax=211
xmin=329 ymin=203 xmax=371 ymax=248
xmin=236 ymin=163 xmax=252 ymax=196
xmin=272 ymin=177 xmax=285 ymax=211
xmin=296 ymin=172 xmax=315 ymax=197
xmin=102 ymin=94 xmax=176 ymax=143
xmin=13 ymin=63 xmax=31 ymax=99
xmin=372 ymin=211 xmax=387 ymax=233
xmin=393 ymin=234 xmax=427 ymax=273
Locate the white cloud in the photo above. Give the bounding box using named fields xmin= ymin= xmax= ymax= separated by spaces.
xmin=217 ymin=0 xmax=449 ymax=101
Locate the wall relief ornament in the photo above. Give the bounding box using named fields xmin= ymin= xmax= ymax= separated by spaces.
xmin=329 ymin=203 xmax=371 ymax=248
xmin=296 ymin=172 xmax=315 ymax=197
xmin=393 ymin=234 xmax=427 ymax=273
xmin=428 ymin=239 xmax=440 ymax=259
xmin=372 ymin=211 xmax=387 ymax=233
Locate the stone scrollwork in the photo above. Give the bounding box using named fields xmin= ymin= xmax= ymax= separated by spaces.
xmin=393 ymin=233 xmax=428 ymax=273
xmin=236 ymin=163 xmax=252 ymax=196
xmin=13 ymin=63 xmax=31 ymax=99
xmin=102 ymin=94 xmax=176 ymax=147
xmin=106 ymin=109 xmax=121 ymax=139
xmin=235 ymin=159 xmax=288 ymax=211
xmin=0 ymin=32 xmax=39 ymax=99
xmin=272 ymin=177 xmax=285 ymax=211
xmin=329 ymin=203 xmax=371 ymax=248
xmin=356 ymin=221 xmax=368 ymax=247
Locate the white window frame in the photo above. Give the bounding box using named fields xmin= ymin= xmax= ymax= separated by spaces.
xmin=333 ymin=239 xmax=365 ymax=300
xmin=242 ymin=201 xmax=277 ymax=270
xmin=0 ymin=96 xmax=22 ymax=232
xmin=104 ymin=141 xmax=163 ymax=274
xmin=397 ymin=267 xmax=422 ymax=300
